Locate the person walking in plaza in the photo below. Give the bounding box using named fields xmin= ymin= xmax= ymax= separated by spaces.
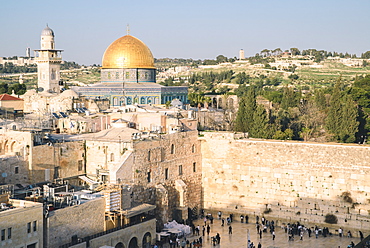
xmin=272 ymin=230 xmax=275 ymax=240
xmin=207 ymin=225 xmax=210 ymax=236
xmin=359 ymin=231 xmax=364 ymax=241
xmin=315 ymin=229 xmax=319 ymax=239
xmin=202 ymin=226 xmax=205 ymax=236
xmin=259 ymin=229 xmax=262 ymax=239
xmin=221 ymin=218 xmax=225 ymax=226
xmin=240 ymin=214 xmax=244 ymax=223
xmin=216 ymin=233 xmax=221 ymax=244
xmin=246 ymin=214 xmax=249 ymax=224
xmin=218 ymin=211 xmax=222 ymax=219
xmin=339 ymin=227 xmax=343 ymax=237
xmin=229 ymin=225 xmax=232 ymax=234
xmin=258 ymin=242 xmax=262 ymax=248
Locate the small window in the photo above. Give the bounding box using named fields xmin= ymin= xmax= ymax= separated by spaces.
xmin=148 ymin=150 xmax=151 ymax=162
xmin=110 ymin=153 xmax=114 ymax=162
xmin=165 ymin=168 xmax=169 ymax=180
xmin=179 ymin=165 xmax=183 ymax=176
xmin=171 ymin=144 xmax=175 ymax=154
xmin=33 ymin=221 xmax=37 ymax=232
xmin=78 ymin=160 xmax=83 ymax=171
xmin=192 ymin=144 xmax=195 ymax=153
xmin=15 ymin=167 xmax=19 ymax=174
xmin=147 ymin=172 xmax=151 ymax=183
xmin=193 ymin=162 xmax=196 ymax=172
xmin=7 ymin=228 xmax=11 ymax=239
xmin=1 ymin=229 xmax=5 ymax=241
xmin=27 ymin=222 xmax=31 ymax=233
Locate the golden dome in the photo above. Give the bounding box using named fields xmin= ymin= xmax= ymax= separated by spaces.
xmin=102 ymin=35 xmax=155 ymax=69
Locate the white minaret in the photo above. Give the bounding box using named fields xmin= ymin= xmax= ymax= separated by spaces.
xmin=34 ymin=25 xmax=63 ymax=93
xmin=239 ymin=49 xmax=245 ymax=60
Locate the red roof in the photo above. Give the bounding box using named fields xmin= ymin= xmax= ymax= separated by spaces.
xmin=0 ymin=94 xmax=23 ymax=101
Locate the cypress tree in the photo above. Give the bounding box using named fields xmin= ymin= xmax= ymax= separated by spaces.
xmin=234 ymin=95 xmax=247 ymax=132
xmin=251 ymin=105 xmax=270 ymax=138
xmin=339 ymin=95 xmax=358 ymax=143
xmin=325 ymin=83 xmax=342 ymax=140
xmin=244 ymin=86 xmax=257 ymax=132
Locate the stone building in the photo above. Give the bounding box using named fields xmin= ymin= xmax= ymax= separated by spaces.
xmin=34 ymin=25 xmax=63 ymax=93
xmin=75 ymin=126 xmax=202 ymax=226
xmin=0 ymin=196 xmax=44 ymax=248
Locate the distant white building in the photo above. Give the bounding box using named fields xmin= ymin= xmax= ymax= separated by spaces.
xmin=239 ymin=49 xmax=245 ymax=60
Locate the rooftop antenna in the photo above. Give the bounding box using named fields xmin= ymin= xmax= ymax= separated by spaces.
xmin=126 ymin=24 xmax=130 ymax=35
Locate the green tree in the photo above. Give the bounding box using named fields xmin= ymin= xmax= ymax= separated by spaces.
xmin=216 ymin=55 xmax=228 ymax=64
xmin=338 ymin=95 xmax=358 ymax=142
xmin=290 ymin=48 xmax=301 ymax=56
xmin=250 ymin=105 xmax=270 ymax=138
xmin=325 ymin=82 xmax=342 ymax=139
xmin=234 ymin=95 xmax=247 ymax=132
xmin=281 ymin=87 xmax=299 ymax=110
xmin=244 ymin=87 xmax=257 ymax=132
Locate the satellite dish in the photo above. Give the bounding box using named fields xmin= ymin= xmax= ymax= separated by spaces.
xmin=1 ymin=172 xmax=7 ymax=178
xmin=38 ymin=87 xmax=44 ymax=92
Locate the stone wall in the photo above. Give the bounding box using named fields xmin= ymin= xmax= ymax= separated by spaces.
xmin=201 ymin=132 xmax=370 ymax=231
xmin=132 ymin=131 xmax=202 ymax=224
xmin=47 ymin=197 xmax=105 ymax=247
xmin=87 ymin=219 xmax=156 ymax=248
xmin=31 ymin=141 xmax=85 ymax=183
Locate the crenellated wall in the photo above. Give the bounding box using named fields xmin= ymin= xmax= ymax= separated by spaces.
xmin=201 ymin=132 xmax=370 ymax=230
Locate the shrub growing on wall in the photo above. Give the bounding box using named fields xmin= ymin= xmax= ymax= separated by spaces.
xmin=324 ymin=214 xmax=338 ymax=224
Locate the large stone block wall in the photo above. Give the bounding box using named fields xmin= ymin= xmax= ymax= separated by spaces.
xmin=47 ymin=197 xmax=105 ymax=247
xmin=32 ymin=141 xmax=85 ymax=183
xmin=132 ymin=131 xmax=202 ymax=223
xmin=201 ymin=132 xmax=370 ymax=230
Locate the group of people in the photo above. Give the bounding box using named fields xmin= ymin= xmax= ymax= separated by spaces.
xmin=162 ymin=212 xmax=366 ymax=248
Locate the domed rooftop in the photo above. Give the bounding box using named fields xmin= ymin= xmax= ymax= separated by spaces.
xmin=41 ymin=25 xmax=54 ymax=36
xmin=102 ymin=35 xmax=155 ymax=69
xmin=60 ymin=89 xmax=79 ymax=98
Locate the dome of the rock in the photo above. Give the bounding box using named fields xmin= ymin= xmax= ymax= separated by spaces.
xmin=102 ymin=35 xmax=155 ymax=69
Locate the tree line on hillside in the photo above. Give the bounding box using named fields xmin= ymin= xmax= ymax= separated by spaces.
xmin=0 ymin=83 xmax=27 ymax=95
xmin=188 ymin=70 xmax=284 ymax=95
xmin=233 ymin=75 xmax=370 ymax=143
xmin=0 ymin=63 xmax=37 ymax=74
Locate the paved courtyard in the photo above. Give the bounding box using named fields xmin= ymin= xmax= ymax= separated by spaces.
xmin=184 ymin=218 xmax=362 ymax=248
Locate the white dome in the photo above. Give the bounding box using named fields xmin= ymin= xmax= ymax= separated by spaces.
xmin=41 ymin=25 xmax=54 ymax=36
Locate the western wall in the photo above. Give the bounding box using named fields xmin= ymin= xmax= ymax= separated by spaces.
xmin=201 ymin=132 xmax=370 ymax=231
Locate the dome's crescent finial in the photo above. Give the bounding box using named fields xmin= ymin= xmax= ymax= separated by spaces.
xmin=126 ymin=24 xmax=130 ymax=35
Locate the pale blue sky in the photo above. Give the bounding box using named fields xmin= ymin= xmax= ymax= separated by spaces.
xmin=1 ymin=0 xmax=370 ymax=65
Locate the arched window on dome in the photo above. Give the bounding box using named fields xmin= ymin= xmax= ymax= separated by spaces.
xmin=140 ymin=97 xmax=146 ymax=104
xmin=113 ymin=97 xmax=118 ymax=106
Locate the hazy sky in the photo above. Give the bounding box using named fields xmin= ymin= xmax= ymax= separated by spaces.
xmin=1 ymin=0 xmax=370 ymax=65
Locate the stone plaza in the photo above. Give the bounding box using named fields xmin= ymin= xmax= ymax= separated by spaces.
xmin=187 ymin=218 xmax=362 ymax=248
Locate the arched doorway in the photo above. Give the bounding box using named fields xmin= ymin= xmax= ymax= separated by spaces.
xmin=128 ymin=237 xmax=138 ymax=248
xmin=115 ymin=242 xmax=124 ymax=248
xmin=142 ymin=232 xmax=151 ymax=248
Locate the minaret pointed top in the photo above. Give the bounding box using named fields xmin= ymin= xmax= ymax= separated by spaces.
xmin=126 ymin=24 xmax=130 ymax=35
